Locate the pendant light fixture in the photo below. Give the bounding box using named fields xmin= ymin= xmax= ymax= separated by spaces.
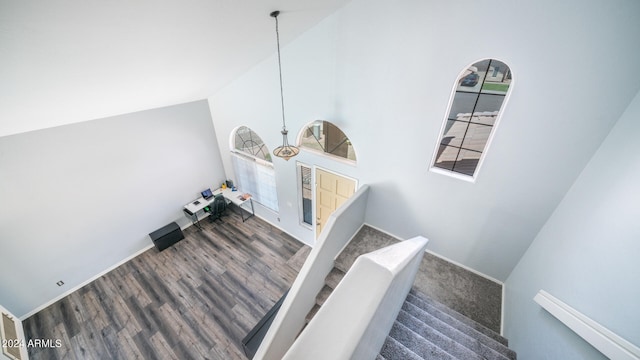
xmin=270 ymin=10 xmax=300 ymax=161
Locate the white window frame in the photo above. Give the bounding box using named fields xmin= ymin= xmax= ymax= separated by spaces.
xmin=297 ymin=120 xmax=358 ymax=165
xmin=430 ymin=58 xmax=514 ymax=182
xmin=296 ymin=162 xmax=313 ymax=229
xmin=230 ymin=126 xmax=279 ymax=212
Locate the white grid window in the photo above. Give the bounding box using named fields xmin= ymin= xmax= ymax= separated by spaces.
xmin=432 ymin=59 xmax=513 ymax=178
xmin=231 ymin=127 xmax=278 ymax=211
xmin=299 ymin=120 xmax=357 ymax=162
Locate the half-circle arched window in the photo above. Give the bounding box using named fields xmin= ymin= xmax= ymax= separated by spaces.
xmin=233 ymin=126 xmax=272 ymax=162
xmin=299 ymin=120 xmax=357 ymax=161
xmin=432 ymin=59 xmax=512 ymax=179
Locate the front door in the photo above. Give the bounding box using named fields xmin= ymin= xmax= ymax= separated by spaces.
xmin=315 ymin=169 xmax=356 ymax=237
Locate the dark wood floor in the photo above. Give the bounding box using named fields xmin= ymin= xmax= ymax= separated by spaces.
xmin=22 ymin=210 xmax=311 ymax=360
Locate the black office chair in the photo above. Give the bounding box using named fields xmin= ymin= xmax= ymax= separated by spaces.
xmin=207 ymin=194 xmax=227 ymax=222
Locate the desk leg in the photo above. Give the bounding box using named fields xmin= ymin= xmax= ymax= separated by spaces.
xmin=192 ymin=213 xmax=203 ymax=230
xmin=185 ymin=209 xmax=203 ymax=230
xmin=241 ymin=199 xmax=255 ymax=223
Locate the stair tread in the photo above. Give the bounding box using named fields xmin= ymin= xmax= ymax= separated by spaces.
xmin=325 ymin=267 xmax=345 ymax=289
xmin=400 ymin=304 xmax=512 ymax=360
xmin=316 ymin=285 xmax=333 ymax=306
xmin=305 ymin=303 xmax=321 ymax=322
xmin=396 ymin=309 xmax=485 ymax=360
xmin=326 ymin=226 xmax=516 ymax=360
xmin=379 ymin=335 xmax=423 ymax=360
xmin=389 ymin=321 xmax=457 ymax=360
xmin=405 ymin=293 xmax=516 ymax=360
xmin=409 ymin=289 xmax=509 ymax=346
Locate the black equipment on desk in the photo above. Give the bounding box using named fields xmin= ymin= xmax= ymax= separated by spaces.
xmin=201 ymin=188 xmax=214 ymax=200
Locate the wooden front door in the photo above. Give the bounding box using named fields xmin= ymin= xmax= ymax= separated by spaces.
xmin=315 ymin=169 xmax=356 ymax=237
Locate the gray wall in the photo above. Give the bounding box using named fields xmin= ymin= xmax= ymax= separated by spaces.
xmin=209 ymin=0 xmax=640 ymax=281
xmin=0 ymin=100 xmax=225 ymax=317
xmin=504 ymin=90 xmax=640 ymax=359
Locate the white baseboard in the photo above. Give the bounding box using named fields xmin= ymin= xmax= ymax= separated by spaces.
xmin=20 ymin=210 xmax=302 ymax=321
xmin=501 ymin=285 xmax=506 ymax=335
xmin=362 ymin=223 xmax=404 ymax=242
xmin=362 ymin=223 xmax=503 ymax=286
xmin=20 ymin=244 xmax=155 ymax=321
xmin=423 ymin=249 xmax=504 ymax=286
xmin=338 ymin=222 xmax=507 ymax=332
xmin=422 ymin=248 xmax=506 ymax=334
xmin=246 ymin=204 xmax=314 ymax=248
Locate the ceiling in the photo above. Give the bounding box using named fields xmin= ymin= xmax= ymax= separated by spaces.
xmin=0 ymin=0 xmax=352 ymax=138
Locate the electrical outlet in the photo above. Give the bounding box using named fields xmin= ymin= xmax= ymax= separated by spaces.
xmin=56 ymin=281 xmax=64 ymax=287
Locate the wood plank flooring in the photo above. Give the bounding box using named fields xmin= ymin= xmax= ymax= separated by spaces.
xmin=22 ymin=210 xmax=311 ymax=360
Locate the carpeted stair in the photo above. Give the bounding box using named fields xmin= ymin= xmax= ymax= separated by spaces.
xmin=379 ymin=289 xmax=517 ymax=360
xmin=303 ymin=225 xmax=517 ymax=359
xmin=305 ymin=226 xmax=398 ymax=324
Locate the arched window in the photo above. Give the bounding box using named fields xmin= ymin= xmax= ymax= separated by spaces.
xmin=234 ymin=126 xmax=272 ymax=162
xmin=231 ymin=126 xmax=278 ymax=211
xmin=299 ymin=120 xmax=357 ymax=161
xmin=432 ymin=59 xmax=512 ymax=179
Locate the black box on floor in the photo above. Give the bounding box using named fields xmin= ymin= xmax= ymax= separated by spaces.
xmin=149 ymin=222 xmax=184 ymax=251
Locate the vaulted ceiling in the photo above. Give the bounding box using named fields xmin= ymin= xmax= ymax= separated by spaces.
xmin=0 ymin=0 xmax=352 ymax=137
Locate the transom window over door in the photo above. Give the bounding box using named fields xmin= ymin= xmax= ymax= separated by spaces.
xmin=299 ymin=120 xmax=357 ymax=162
xmin=432 ymin=59 xmax=513 ymax=179
xmin=231 ymin=126 xmax=278 ymax=211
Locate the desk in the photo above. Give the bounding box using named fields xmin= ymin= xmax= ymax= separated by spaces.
xmin=183 ymin=197 xmax=212 ymax=229
xmin=213 ymin=188 xmax=255 ymax=222
xmin=183 ymin=188 xmax=255 ymax=228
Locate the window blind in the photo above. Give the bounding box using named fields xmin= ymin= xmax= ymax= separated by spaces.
xmin=231 ymin=152 xmax=279 ymax=212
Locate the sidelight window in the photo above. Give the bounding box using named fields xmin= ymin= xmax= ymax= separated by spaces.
xmin=298 ymin=164 xmax=313 ymax=226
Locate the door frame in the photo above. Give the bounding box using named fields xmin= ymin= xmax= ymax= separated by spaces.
xmin=295 ymin=163 xmax=359 ymax=238
xmin=313 ymin=166 xmax=358 ymax=239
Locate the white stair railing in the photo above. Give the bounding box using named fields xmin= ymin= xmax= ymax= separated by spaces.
xmin=254 ymin=185 xmax=371 ymax=360
xmin=535 ymin=290 xmax=640 ymax=360
xmin=283 ymin=236 xmax=429 ymax=360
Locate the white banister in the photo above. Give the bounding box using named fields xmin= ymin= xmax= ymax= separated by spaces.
xmin=254 ymin=185 xmax=371 ymax=360
xmin=534 ymin=290 xmax=640 ymax=360
xmin=283 ymin=236 xmax=429 ymax=360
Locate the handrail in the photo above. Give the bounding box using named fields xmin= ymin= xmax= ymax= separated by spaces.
xmin=534 ymin=290 xmax=640 ymax=360
xmin=283 ymin=236 xmax=429 ymax=360
xmin=254 ymin=185 xmax=371 ymax=360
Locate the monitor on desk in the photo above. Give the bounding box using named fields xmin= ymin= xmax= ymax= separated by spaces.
xmin=201 ymin=188 xmax=213 ymax=200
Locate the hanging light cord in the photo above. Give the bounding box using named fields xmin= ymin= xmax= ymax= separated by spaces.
xmin=273 ymin=12 xmax=287 ymax=131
